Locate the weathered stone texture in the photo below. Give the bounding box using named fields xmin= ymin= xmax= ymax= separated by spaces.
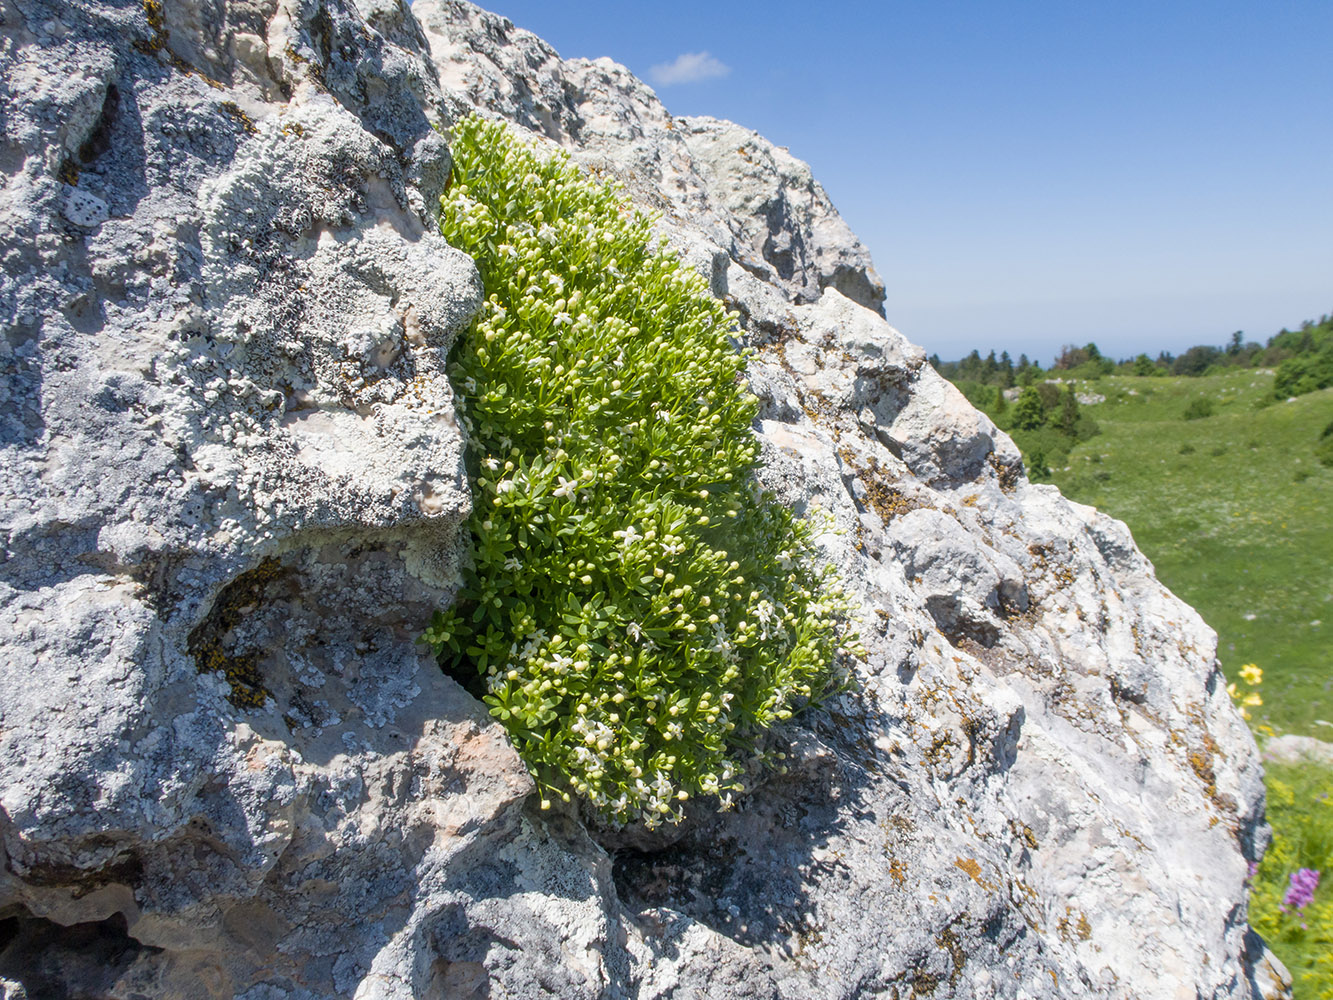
xmin=0 ymin=1 xmax=1287 ymax=997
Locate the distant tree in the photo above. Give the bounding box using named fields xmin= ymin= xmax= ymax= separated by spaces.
xmin=999 ymin=350 xmax=1015 ymax=387
xmin=1228 ymin=331 xmax=1244 ymax=356
xmin=1172 ymin=344 xmax=1224 ymax=376
xmin=928 ymin=353 xmax=942 ymax=371
xmin=993 ymin=384 xmax=1008 ymax=414
xmin=1012 ymin=386 xmax=1046 ymax=430
xmin=957 ymin=349 xmax=982 ymax=382
xmin=1132 ymin=353 xmax=1156 ymax=376
xmin=1274 ymin=348 xmax=1333 ymax=398
xmin=1053 ymin=344 xmax=1089 ymax=370
xmin=1053 ymin=384 xmax=1079 ymax=435
xmin=983 ymin=350 xmax=999 ymax=381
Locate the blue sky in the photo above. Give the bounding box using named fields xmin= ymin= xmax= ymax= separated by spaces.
xmin=474 ymin=2 xmax=1333 ymax=364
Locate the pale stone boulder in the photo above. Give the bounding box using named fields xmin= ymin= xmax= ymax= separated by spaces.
xmin=0 ymin=0 xmax=1290 ymax=997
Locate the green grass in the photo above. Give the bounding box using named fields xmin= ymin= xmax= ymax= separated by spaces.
xmin=1032 ymin=371 xmax=1333 ymax=737
xmin=1249 ymin=758 xmax=1333 ymax=997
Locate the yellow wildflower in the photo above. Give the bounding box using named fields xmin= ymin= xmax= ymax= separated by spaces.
xmin=1239 ymin=663 xmax=1262 ymax=686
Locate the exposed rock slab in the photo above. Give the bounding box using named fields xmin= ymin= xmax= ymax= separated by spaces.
xmin=0 ymin=0 xmax=1285 ymax=998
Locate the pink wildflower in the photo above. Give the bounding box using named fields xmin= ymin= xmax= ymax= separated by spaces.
xmin=1282 ymin=868 xmax=1320 ymax=911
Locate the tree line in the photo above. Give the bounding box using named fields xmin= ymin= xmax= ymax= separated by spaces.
xmin=930 ymin=312 xmax=1333 ymax=398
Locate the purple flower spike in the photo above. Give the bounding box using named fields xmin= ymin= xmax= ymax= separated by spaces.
xmin=1282 ymin=868 xmax=1321 ymax=911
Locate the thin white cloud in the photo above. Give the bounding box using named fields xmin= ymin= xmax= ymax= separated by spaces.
xmin=648 ymin=51 xmax=730 ymax=86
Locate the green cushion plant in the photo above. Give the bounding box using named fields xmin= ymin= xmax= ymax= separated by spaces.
xmin=425 ymin=114 xmax=859 ymax=829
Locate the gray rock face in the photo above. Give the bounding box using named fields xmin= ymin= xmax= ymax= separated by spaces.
xmin=0 ymin=1 xmax=1285 ymax=998
xmin=419 ymin=0 xmax=886 ymax=316
xmin=0 ymin=0 xmax=522 ymax=996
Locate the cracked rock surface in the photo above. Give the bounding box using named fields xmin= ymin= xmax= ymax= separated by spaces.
xmin=0 ymin=0 xmax=1287 ymax=997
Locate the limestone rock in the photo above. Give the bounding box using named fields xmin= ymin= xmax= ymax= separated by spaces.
xmin=0 ymin=0 xmax=1284 ymax=998
xmin=417 ymin=0 xmax=885 ymax=315
xmin=0 ymin=1 xmax=521 ymax=996
xmin=1263 ymin=734 xmax=1333 ymax=768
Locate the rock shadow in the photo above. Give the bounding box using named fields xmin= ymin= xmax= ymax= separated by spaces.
xmin=609 ymin=688 xmax=890 ymax=958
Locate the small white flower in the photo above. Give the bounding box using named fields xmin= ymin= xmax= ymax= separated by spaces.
xmin=626 ymin=622 xmax=643 ymax=643
xmin=706 ymin=627 xmax=731 ymax=656
xmin=483 ymin=457 xmax=501 ymax=472
xmin=554 ymin=311 xmax=572 ymax=326
xmin=496 ymin=479 xmax=516 ymax=494
xmin=614 ymin=525 xmax=643 ymax=547
xmin=552 ymin=475 xmax=580 ymax=499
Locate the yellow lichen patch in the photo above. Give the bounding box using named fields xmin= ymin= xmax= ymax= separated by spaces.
xmin=221 ymin=102 xmax=258 ymax=135
xmin=134 ymin=0 xmax=167 ymax=53
xmin=1056 ymin=907 xmax=1093 ymax=943
xmin=839 ymin=448 xmax=919 ymax=524
xmin=988 ymin=452 xmax=1021 ymax=492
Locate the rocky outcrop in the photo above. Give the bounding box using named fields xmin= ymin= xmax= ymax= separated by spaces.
xmin=419 ymin=0 xmax=886 ymax=315
xmin=0 ymin=1 xmax=1282 ymax=998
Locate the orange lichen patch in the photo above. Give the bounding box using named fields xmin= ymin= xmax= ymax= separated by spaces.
xmin=221 ymin=101 xmax=258 ymax=135
xmin=889 ymin=857 xmax=907 ymax=886
xmin=954 ymin=855 xmax=999 ymax=892
xmin=954 ymin=856 xmax=981 ymax=880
